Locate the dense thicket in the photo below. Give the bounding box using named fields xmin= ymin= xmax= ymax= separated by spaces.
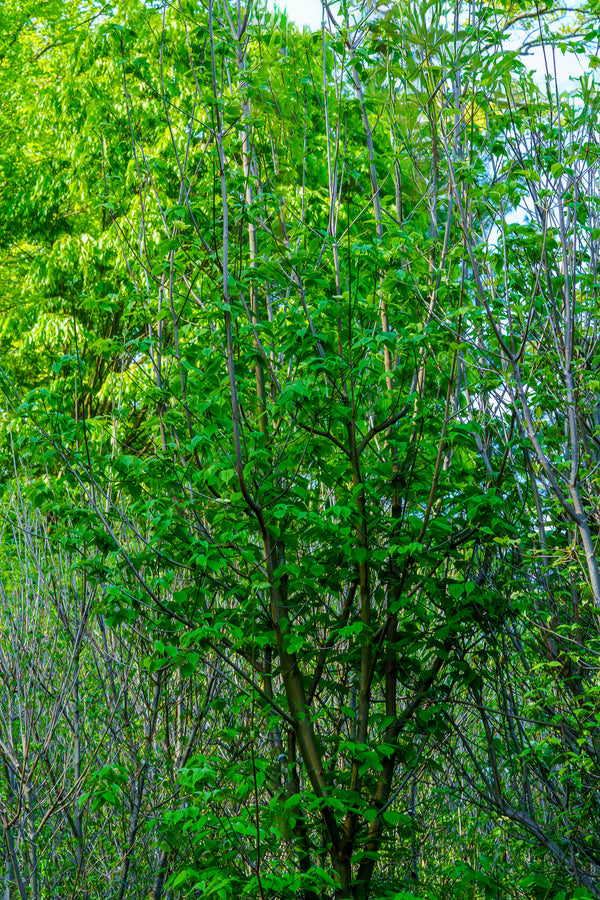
xmin=1 ymin=0 xmax=600 ymax=898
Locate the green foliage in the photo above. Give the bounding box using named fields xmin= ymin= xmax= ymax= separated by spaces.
xmin=1 ymin=0 xmax=600 ymax=898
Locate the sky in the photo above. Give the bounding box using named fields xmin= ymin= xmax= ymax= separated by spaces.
xmin=266 ymin=0 xmax=590 ymax=92
xmin=510 ymin=34 xmax=589 ymax=94
xmin=268 ymin=0 xmax=323 ymax=29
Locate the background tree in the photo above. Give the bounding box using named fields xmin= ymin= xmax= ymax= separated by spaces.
xmin=0 ymin=0 xmax=600 ymax=898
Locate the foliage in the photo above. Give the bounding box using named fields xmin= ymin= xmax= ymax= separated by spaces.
xmin=0 ymin=0 xmax=600 ymax=898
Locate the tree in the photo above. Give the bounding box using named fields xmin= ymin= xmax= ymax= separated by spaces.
xmin=1 ymin=0 xmax=600 ymax=897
